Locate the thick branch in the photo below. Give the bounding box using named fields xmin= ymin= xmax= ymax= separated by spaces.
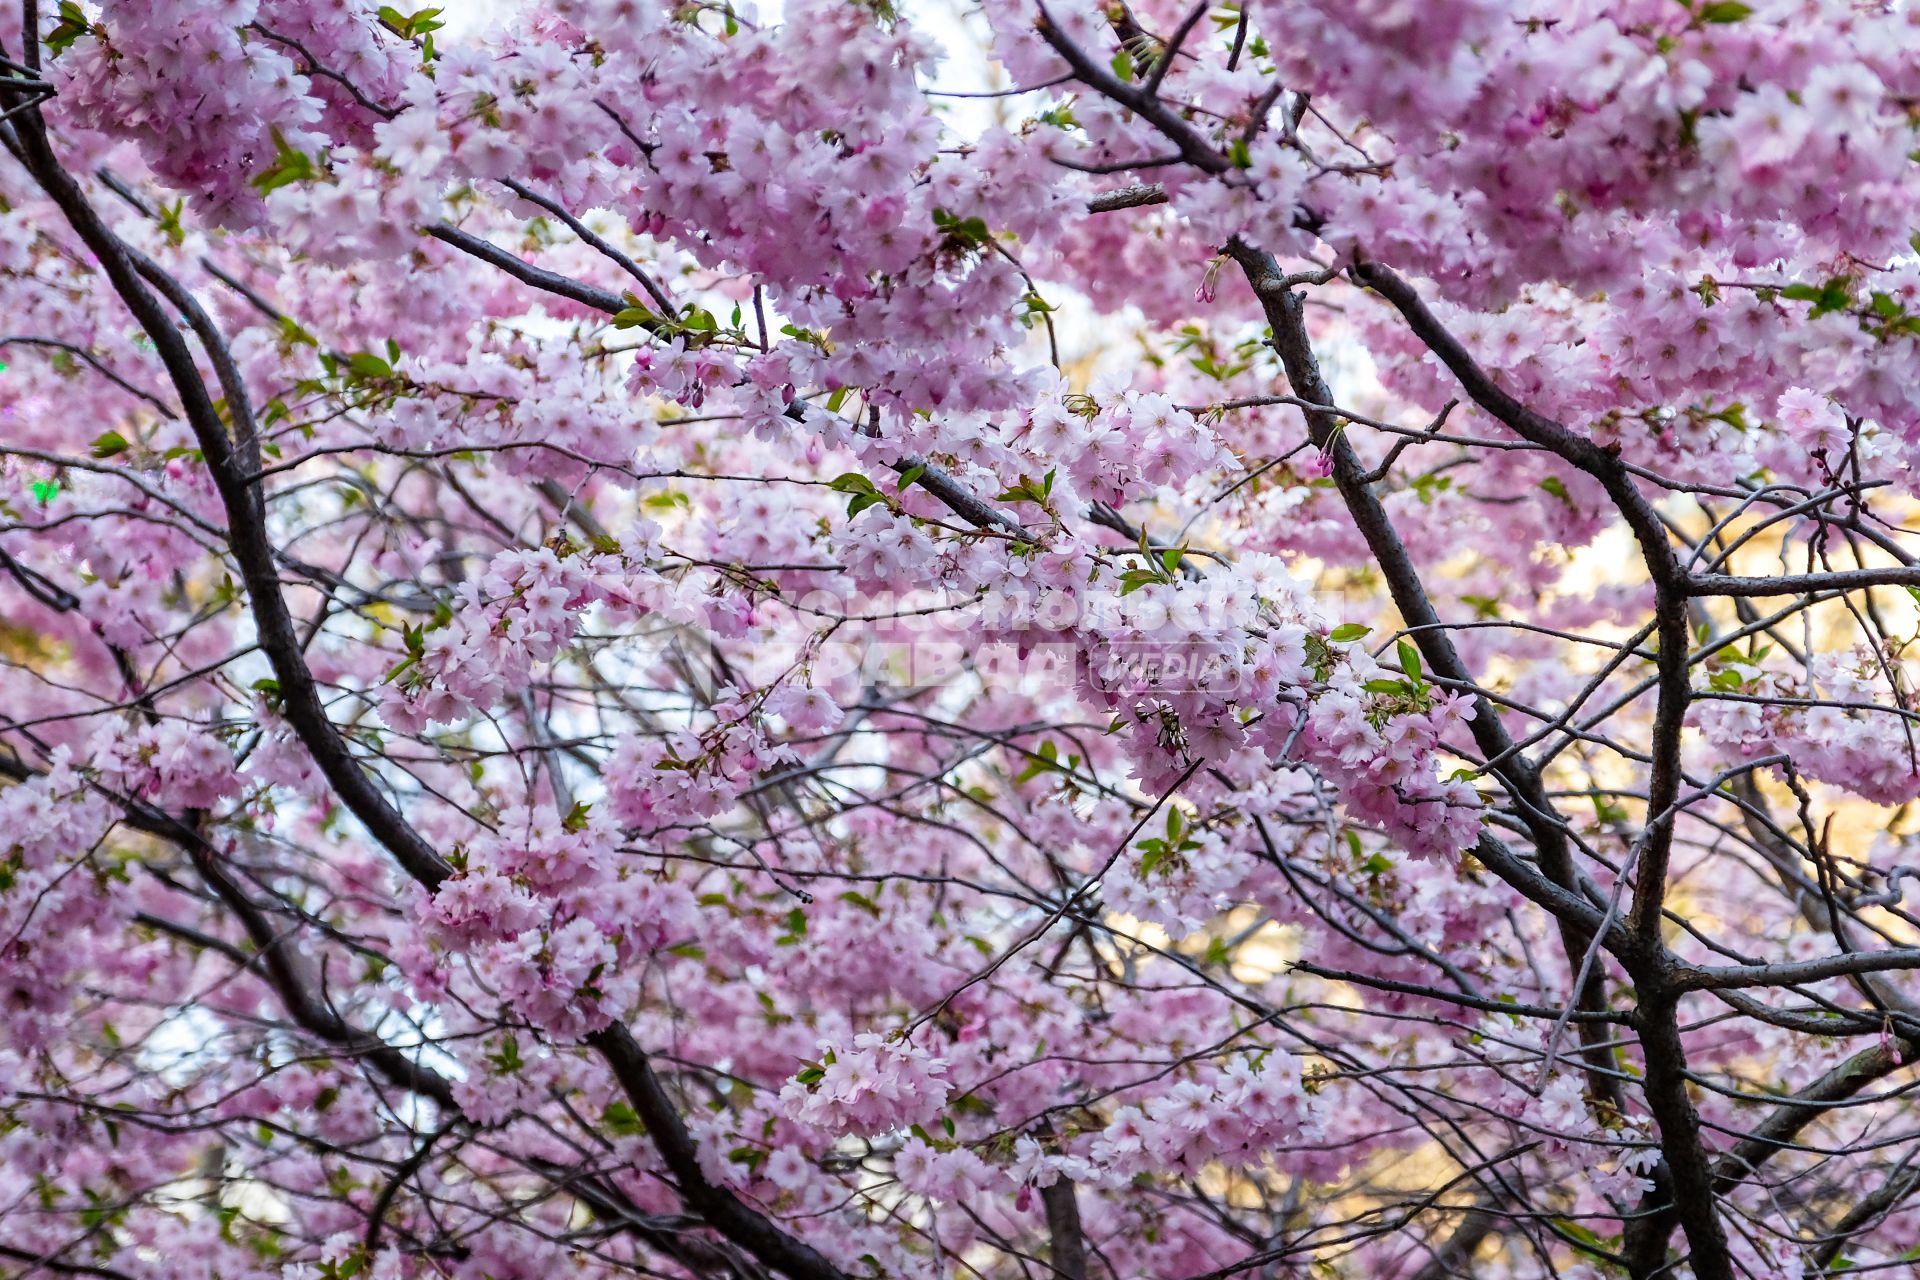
xmin=1343 ymin=261 xmax=1694 ymax=942
xmin=1041 ymin=1179 xmax=1090 ymax=1280
xmin=9 ymin=112 xmax=846 ymax=1280
xmin=1227 ymin=241 xmax=1628 ymax=1117
xmin=1810 ymin=1159 xmax=1920 ymax=1270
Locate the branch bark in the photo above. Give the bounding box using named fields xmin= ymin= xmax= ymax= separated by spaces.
xmin=1041 ymin=1179 xmax=1090 ymax=1280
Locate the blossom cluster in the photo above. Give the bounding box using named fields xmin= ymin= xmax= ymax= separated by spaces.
xmin=6 ymin=1 xmax=1920 ymax=1278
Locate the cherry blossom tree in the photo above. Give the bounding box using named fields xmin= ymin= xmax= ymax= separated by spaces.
xmin=6 ymin=0 xmax=1920 ymax=1277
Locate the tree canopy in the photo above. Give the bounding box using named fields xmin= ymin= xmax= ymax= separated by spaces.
xmin=4 ymin=2 xmax=1920 ymax=1278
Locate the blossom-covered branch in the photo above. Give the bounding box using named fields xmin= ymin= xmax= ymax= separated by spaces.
xmin=6 ymin=3 xmax=1920 ymax=1280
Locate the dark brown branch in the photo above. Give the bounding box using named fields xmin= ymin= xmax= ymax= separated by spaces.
xmin=248 ymin=22 xmax=400 ymax=120
xmin=1691 ymin=567 xmax=1920 ymax=596
xmin=1085 ymin=182 xmax=1170 ymax=213
xmin=1712 ymin=1039 xmax=1914 ymax=1195
xmin=9 ymin=109 xmax=847 ymax=1280
xmin=1225 ymin=241 xmax=1630 ymax=1115
xmin=427 ymin=222 xmax=630 ymax=315
xmin=1810 ymin=1159 xmax=1920 ymax=1269
xmin=1330 ymin=260 xmax=1726 ymax=1280
xmin=1673 ymin=949 xmax=1920 ymax=992
xmin=1141 ymin=2 xmax=1208 ymax=97
xmin=1034 ymin=5 xmax=1229 ymax=175
xmin=0 ymin=1243 xmax=133 ymax=1280
xmin=0 ymin=334 xmax=179 ymax=415
xmin=1408 ymin=1205 xmax=1498 ymax=1280
xmin=495 ymin=177 xmax=677 ymax=314
xmin=1342 ymin=261 xmax=1693 ymax=940
xmin=1027 ymin=11 xmax=1733 ymax=1264
xmin=1041 ymin=1179 xmax=1090 ymax=1280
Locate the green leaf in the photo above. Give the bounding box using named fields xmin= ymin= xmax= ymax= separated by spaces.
xmin=251 ymin=128 xmax=319 ymax=194
xmin=488 ymin=1034 xmax=524 ymax=1075
xmin=90 ymin=431 xmax=130 ymax=459
xmin=839 ymin=890 xmax=882 ymax=916
xmin=43 ymin=1 xmax=90 ymax=56
xmin=931 ymin=207 xmax=991 ymax=249
xmin=378 ymin=5 xmax=447 ymax=38
xmin=1396 ymin=639 xmax=1423 ymax=684
xmin=1813 ymin=277 xmax=1855 ymax=316
xmin=562 ymin=801 xmax=592 ymax=832
xmin=994 ymin=474 xmax=1052 ymax=507
xmin=1783 ymin=276 xmax=1855 ymax=317
xmin=1014 ymin=740 xmax=1061 ymax=784
xmin=153 ymin=199 xmax=188 ymax=247
xmin=829 ymin=472 xmax=879 ymax=495
xmin=1538 ymin=475 xmax=1570 ymax=501
xmin=1552 ymin=1216 xmax=1617 ymax=1250
xmin=1328 ymin=623 xmax=1370 ymax=642
xmin=1460 ymin=594 xmax=1502 ymax=619
xmin=830 ymin=472 xmax=887 ymax=519
xmin=602 ymin=1101 xmax=644 ymax=1136
xmin=1699 ymin=1 xmax=1752 ymax=21
xmin=345 ymin=352 xmax=393 ymax=380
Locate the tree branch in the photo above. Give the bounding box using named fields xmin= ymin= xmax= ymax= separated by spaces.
xmin=9 ymin=110 xmax=848 ymax=1280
